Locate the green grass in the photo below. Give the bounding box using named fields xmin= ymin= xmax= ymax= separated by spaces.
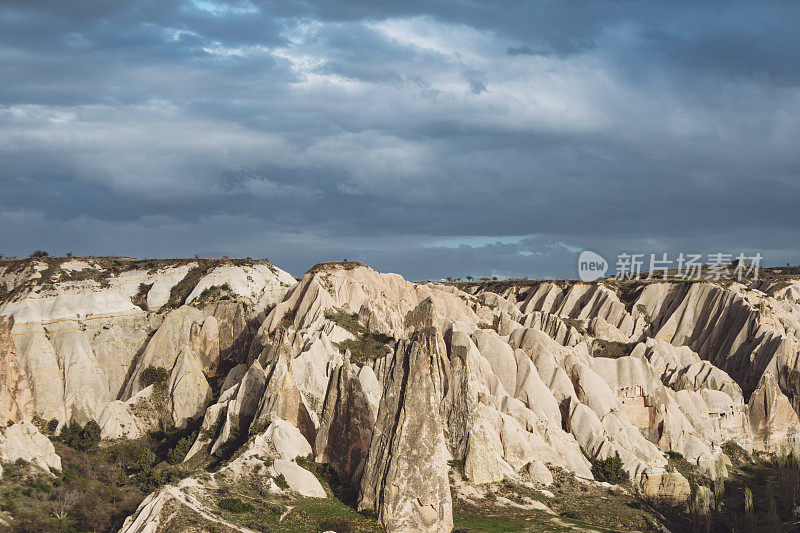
xmin=212 ymin=467 xmax=382 ymax=533
xmin=452 ymin=512 xmax=528 ymax=532
xmin=326 ymin=310 xmax=393 ymax=364
xmin=450 ymin=470 xmax=660 ymax=532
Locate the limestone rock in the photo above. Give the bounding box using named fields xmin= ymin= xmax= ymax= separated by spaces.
xmin=11 ymin=323 xmax=66 ymax=422
xmin=316 ymin=360 xmax=378 ymax=486
xmin=0 ymin=420 xmax=61 ymax=473
xmin=748 ymin=373 xmax=800 ymax=452
xmin=359 ymin=328 xmax=453 ymax=533
xmin=525 ymin=460 xmax=553 ymax=486
xmin=97 ymin=385 xmax=165 ymax=440
xmin=0 ymin=317 xmax=33 ymax=425
xmin=272 ymin=459 xmax=326 ymax=498
xmin=262 ymin=418 xmax=313 ymax=460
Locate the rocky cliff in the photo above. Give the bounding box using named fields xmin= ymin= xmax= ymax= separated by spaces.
xmin=2 ymin=257 xmax=800 ymax=532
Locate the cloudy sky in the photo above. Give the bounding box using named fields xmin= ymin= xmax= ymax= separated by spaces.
xmin=1 ymin=1 xmax=798 ymax=280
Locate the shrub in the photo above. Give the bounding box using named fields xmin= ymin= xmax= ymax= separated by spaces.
xmin=46 ymin=418 xmax=60 ymax=435
xmin=744 ymin=486 xmax=756 ymax=532
xmin=358 ymin=509 xmax=378 ymax=520
xmin=280 ymin=308 xmax=297 ymax=328
xmin=777 ymin=452 xmax=800 ymax=519
xmin=592 ymin=339 xmax=637 ymax=359
xmin=665 ymin=450 xmax=683 ymax=461
xmin=167 ymin=432 xmax=196 ymax=465
xmin=30 ymin=250 xmax=49 ymax=258
xmin=589 ymin=452 xmax=629 ymax=484
xmin=248 ymin=420 xmax=270 ymax=436
xmin=722 ymin=440 xmax=750 ymax=463
xmin=136 ymin=465 xmax=165 ymax=492
xmin=60 ymin=420 xmax=101 ymax=451
xmin=218 ymin=497 xmax=252 ymax=513
xmin=325 ymin=310 xmax=363 ymax=334
xmin=139 ymin=366 xmax=170 ymax=388
xmin=210 ymin=437 xmax=240 ymax=463
xmin=136 ymin=448 xmax=156 ymax=471
xmin=274 ymin=473 xmax=289 ymax=490
xmin=132 ymin=283 xmax=152 ymax=310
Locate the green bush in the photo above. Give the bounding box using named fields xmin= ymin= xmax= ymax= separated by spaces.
xmin=248 ymin=420 xmax=270 ymax=436
xmin=59 ymin=420 xmax=102 ymax=451
xmin=219 ymin=497 xmax=253 ymax=514
xmin=275 ymin=473 xmax=289 ymax=490
xmin=139 ymin=366 xmax=170 ymax=388
xmin=167 ymin=432 xmax=196 ymax=465
xmin=326 ymin=309 xmax=393 ymax=364
xmin=135 ymin=465 xmax=165 ymax=493
xmin=589 ymin=452 xmax=629 ymax=484
xmin=591 ymin=339 xmax=637 ymax=359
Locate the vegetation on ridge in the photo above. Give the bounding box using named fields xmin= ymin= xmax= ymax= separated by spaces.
xmin=325 ymin=309 xmax=393 ymax=364
xmin=306 ymin=260 xmax=367 ymax=276
xmin=591 ymin=339 xmax=637 ymax=359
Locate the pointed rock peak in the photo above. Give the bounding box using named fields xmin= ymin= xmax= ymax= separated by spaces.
xmin=748 ymin=372 xmax=800 ymax=450
xmin=404 ymin=297 xmax=438 ymax=332
xmin=358 ymin=325 xmax=453 ymax=532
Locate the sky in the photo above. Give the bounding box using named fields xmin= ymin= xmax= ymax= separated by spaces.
xmin=1 ymin=1 xmax=799 ymax=280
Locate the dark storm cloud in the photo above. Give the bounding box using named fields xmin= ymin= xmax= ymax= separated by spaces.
xmin=1 ymin=0 xmax=799 ymax=278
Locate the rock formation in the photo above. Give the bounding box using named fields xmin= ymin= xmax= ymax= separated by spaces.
xmin=3 ymin=257 xmax=800 ymax=532
xmin=0 ymin=316 xmax=33 ymax=425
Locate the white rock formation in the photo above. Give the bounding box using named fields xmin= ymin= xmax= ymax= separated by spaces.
xmin=5 ymin=258 xmax=800 ymax=532
xmin=0 ymin=420 xmax=61 ymax=474
xmin=0 ymin=258 xmax=294 ymax=433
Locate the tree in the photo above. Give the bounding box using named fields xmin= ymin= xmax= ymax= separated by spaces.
xmin=689 ymin=477 xmax=702 ymax=533
xmin=778 ymin=452 xmax=800 ymax=519
xmin=712 ymin=458 xmax=725 ymax=516
xmin=60 ymin=420 xmax=101 ymax=451
xmin=589 ymin=452 xmax=629 ymax=484
xmin=744 ymin=486 xmax=756 ymax=532
xmin=51 ymin=486 xmax=81 ymax=519
xmin=167 ymin=432 xmax=196 ymax=464
xmin=767 ymin=493 xmax=780 ymax=532
xmin=30 ymin=250 xmax=49 ymax=258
